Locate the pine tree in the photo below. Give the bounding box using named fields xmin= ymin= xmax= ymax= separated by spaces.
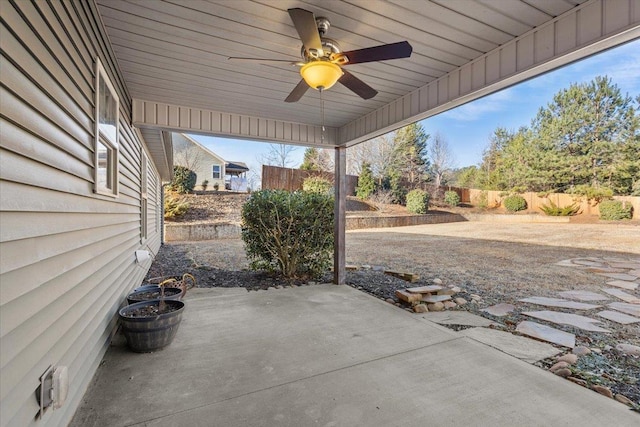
xmin=355 ymin=162 xmax=375 ymax=200
xmin=300 ymin=147 xmax=320 ymax=171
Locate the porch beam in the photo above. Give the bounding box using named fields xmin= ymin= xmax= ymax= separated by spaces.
xmin=333 ymin=146 xmax=346 ymax=285
xmin=132 ymin=99 xmax=339 ymax=147
xmin=338 ymin=0 xmax=640 ymax=146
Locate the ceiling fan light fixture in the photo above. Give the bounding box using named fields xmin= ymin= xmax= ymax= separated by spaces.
xmin=300 ymin=61 xmax=343 ymax=91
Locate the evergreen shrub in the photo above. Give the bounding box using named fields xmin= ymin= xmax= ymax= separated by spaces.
xmin=302 ymin=176 xmax=333 ymax=194
xmin=356 ymin=163 xmax=375 ymax=200
xmin=539 ymin=200 xmax=580 ymax=216
xmin=170 ymin=166 xmax=196 ymax=194
xmin=164 ymin=192 xmax=189 ymax=219
xmin=444 ymin=191 xmax=460 ymax=207
xmin=241 ymin=190 xmax=334 ymax=279
xmin=406 ymin=189 xmax=430 ymax=214
xmin=503 ymin=194 xmax=527 ymax=212
xmin=599 ymin=200 xmax=633 ymax=220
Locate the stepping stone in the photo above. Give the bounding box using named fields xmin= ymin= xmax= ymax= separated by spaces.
xmin=422 ymin=294 xmax=452 ymax=303
xmin=606 ymin=280 xmax=638 ymax=290
xmin=608 ymin=302 xmax=640 ymax=317
xmin=558 ymin=290 xmax=608 ymax=301
xmin=587 ymin=267 xmax=627 ymax=274
xmin=608 ymin=262 xmax=640 ymax=270
xmin=597 ymin=273 xmax=639 ymax=281
xmin=523 ymin=311 xmax=611 ymax=333
xmin=602 ymin=288 xmax=640 ymax=304
xmin=516 ymin=321 xmax=575 ymax=348
xmin=406 ymin=285 xmax=443 ymax=294
xmin=482 ymin=303 xmax=516 ymax=316
xmin=572 ymin=260 xmax=605 ymax=267
xmin=597 ymin=310 xmax=640 ymax=325
xmin=556 ymin=259 xmax=580 ymax=267
xmin=461 ymin=327 xmax=562 ymax=362
xmin=519 ymin=297 xmax=601 ymax=310
xmin=421 ymin=311 xmax=495 ymax=327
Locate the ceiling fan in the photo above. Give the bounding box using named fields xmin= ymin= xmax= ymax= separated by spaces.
xmin=228 ymin=8 xmax=413 ymax=103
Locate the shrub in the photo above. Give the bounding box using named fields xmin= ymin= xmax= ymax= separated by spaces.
xmin=356 ymin=163 xmax=375 ymax=200
xmin=406 ymin=189 xmax=430 ymax=214
xmin=241 ymin=190 xmax=334 ymax=279
xmin=368 ymin=189 xmax=393 ymax=213
xmin=213 ymin=182 xmax=219 ymax=191
xmin=164 ymin=192 xmax=189 ymax=219
xmin=302 ymin=176 xmax=333 ymax=194
xmin=503 ymin=194 xmax=527 ymax=212
xmin=170 ymin=166 xmax=196 ymax=194
xmin=201 ymin=179 xmax=209 ymax=191
xmin=539 ymin=200 xmax=580 ymax=216
xmin=599 ymin=200 xmax=633 ymax=220
xmin=444 ymin=191 xmax=460 ymax=207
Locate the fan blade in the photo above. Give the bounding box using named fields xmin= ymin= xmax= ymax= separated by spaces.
xmin=288 ymin=8 xmax=323 ymax=55
xmin=338 ymin=70 xmax=377 ymax=100
xmin=228 ymin=57 xmax=300 ymax=65
xmin=342 ymin=41 xmax=412 ymax=65
xmin=285 ymin=79 xmax=310 ymax=103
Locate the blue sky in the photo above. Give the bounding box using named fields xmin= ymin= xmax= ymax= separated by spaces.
xmin=192 ymin=39 xmax=639 ymax=171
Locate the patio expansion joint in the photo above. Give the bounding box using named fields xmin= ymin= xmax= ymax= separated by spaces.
xmin=124 ymin=335 xmax=465 ymax=427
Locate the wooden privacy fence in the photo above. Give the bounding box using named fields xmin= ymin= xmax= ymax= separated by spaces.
xmin=262 ymin=165 xmax=359 ymax=195
xmin=443 ymin=186 xmax=639 ymax=220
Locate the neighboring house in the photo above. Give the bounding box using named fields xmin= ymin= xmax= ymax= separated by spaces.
xmin=0 ymin=3 xmax=170 ymax=427
xmin=172 ymin=133 xmax=249 ymax=191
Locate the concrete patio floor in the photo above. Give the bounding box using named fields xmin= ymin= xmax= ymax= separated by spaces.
xmin=71 ymin=285 xmax=638 ymax=427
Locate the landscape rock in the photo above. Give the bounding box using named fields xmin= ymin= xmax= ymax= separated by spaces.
xmin=427 ymin=302 xmax=445 ymax=312
xmin=549 ymin=361 xmax=570 ymax=372
xmin=567 ymin=377 xmax=587 ymax=387
xmin=556 ymin=354 xmax=578 ymax=365
xmin=482 ymin=303 xmax=515 ymax=316
xmin=437 ymin=289 xmax=456 ymax=296
xmin=614 ymin=394 xmax=634 ymax=406
xmin=385 ymin=298 xmax=395 ymax=304
xmin=454 ymin=297 xmax=467 ymax=306
xmin=443 ymin=301 xmax=457 ymax=309
xmin=413 ymin=304 xmax=428 ymax=313
xmin=572 ymin=346 xmax=591 ymax=356
xmin=553 ymin=368 xmax=572 ymax=377
xmin=422 ymin=295 xmax=452 ymax=303
xmin=450 ymin=286 xmax=462 ymax=293
xmin=432 ymin=278 xmax=443 ymax=285
xmin=591 ymin=385 xmax=613 ymax=399
xmin=615 ymin=343 xmax=640 ymax=356
xmin=395 ymin=290 xmax=422 ymax=304
xmin=406 ymin=285 xmax=443 ymax=294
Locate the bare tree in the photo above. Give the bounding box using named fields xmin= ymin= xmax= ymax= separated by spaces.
xmin=259 ymin=143 xmax=298 ymax=168
xmin=429 ymin=132 xmax=456 ymax=188
xmin=173 ymin=137 xmax=206 ymax=171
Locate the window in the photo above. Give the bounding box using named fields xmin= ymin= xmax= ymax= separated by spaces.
xmin=94 ymin=59 xmax=119 ymax=196
xmin=212 ymin=165 xmax=221 ymax=179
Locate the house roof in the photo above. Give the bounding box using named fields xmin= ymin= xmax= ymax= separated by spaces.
xmin=225 ymin=162 xmax=250 ymax=174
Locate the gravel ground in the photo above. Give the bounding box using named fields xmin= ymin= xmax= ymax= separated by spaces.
xmin=151 ymin=197 xmax=640 ymax=408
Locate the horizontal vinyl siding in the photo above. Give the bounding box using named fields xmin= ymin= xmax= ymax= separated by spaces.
xmin=0 ymin=1 xmax=163 ymax=426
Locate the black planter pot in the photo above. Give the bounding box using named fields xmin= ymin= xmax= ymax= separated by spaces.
xmin=118 ymin=299 xmax=185 ymax=352
xmin=132 ymin=284 xmax=161 ymax=293
xmin=126 ymin=287 xmax=183 ymax=305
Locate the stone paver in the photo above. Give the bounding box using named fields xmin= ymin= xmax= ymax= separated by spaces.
xmin=558 ymin=290 xmax=608 ymax=301
xmin=608 ymin=302 xmax=640 ymax=317
xmin=519 ymin=297 xmax=601 ymax=310
xmin=602 ymin=288 xmax=640 ymax=304
xmin=420 ymin=311 xmax=495 ymax=327
xmin=461 ymin=327 xmax=562 ymax=362
xmin=422 ymin=294 xmax=452 ymax=303
xmin=406 ymin=285 xmax=442 ymax=293
xmin=597 ymin=273 xmax=639 ymax=281
xmin=515 ymin=321 xmax=575 ymax=348
xmin=606 ymin=280 xmax=639 ymax=290
xmin=597 ymin=310 xmax=640 ymax=325
xmin=481 ymin=303 xmax=516 ymax=316
xmin=523 ymin=311 xmax=611 ymax=333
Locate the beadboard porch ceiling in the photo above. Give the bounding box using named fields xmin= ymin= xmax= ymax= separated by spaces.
xmin=96 ymin=0 xmax=639 ymax=146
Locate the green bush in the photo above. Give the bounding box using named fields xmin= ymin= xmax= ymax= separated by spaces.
xmin=201 ymin=179 xmax=209 ymax=191
xmin=241 ymin=190 xmax=334 ymax=279
xmin=164 ymin=191 xmax=189 ymax=219
xmin=406 ymin=189 xmax=430 ymax=214
xmin=444 ymin=191 xmax=460 ymax=207
xmin=503 ymin=194 xmax=527 ymax=212
xmin=540 ymin=200 xmax=580 ymax=216
xmin=302 ymin=176 xmax=333 ymax=194
xmin=599 ymin=200 xmax=633 ymax=220
xmin=356 ymin=163 xmax=375 ymax=200
xmin=170 ymin=166 xmax=196 ymax=194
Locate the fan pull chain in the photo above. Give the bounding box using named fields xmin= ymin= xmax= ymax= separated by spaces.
xmin=320 ymin=88 xmax=325 ymax=144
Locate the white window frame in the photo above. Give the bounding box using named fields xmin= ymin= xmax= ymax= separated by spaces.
xmin=94 ymin=58 xmax=119 ymax=197
xmin=212 ymin=164 xmax=221 ymax=179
